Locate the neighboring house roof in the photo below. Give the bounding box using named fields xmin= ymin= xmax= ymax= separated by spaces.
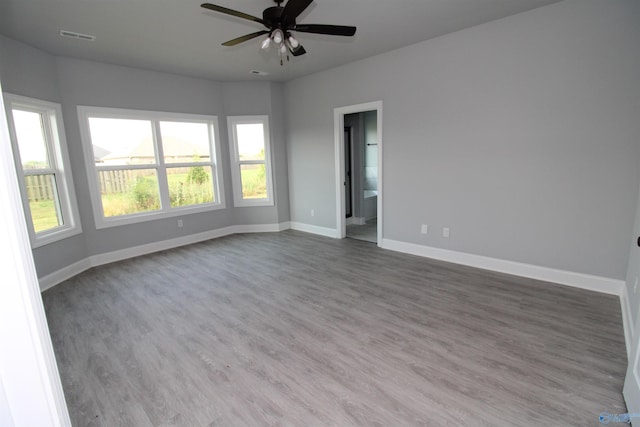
xmin=93 ymin=145 xmax=111 ymax=161
xmin=100 ymin=136 xmax=209 ymax=163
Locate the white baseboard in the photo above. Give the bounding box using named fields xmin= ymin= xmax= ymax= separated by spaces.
xmin=39 ymin=222 xmax=291 ymax=291
xmin=290 ymin=221 xmax=340 ymax=238
xmin=232 ymin=221 xmax=290 ymax=233
xmin=381 ymin=239 xmax=625 ymax=296
xmin=38 ymin=258 xmax=92 ymax=292
xmin=89 ymin=226 xmax=237 ymax=268
xmin=621 ymin=284 xmax=635 ymax=358
xmin=40 ymin=225 xmax=625 ymax=301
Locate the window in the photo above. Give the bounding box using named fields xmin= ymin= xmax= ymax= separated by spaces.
xmin=227 ymin=115 xmax=274 ymax=207
xmin=77 ymin=106 xmax=224 ymax=228
xmin=4 ymin=94 xmax=81 ymax=247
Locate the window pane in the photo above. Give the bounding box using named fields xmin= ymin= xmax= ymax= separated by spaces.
xmin=167 ymin=166 xmax=214 ymax=208
xmin=89 ymin=118 xmax=155 ymax=166
xmin=240 ymin=164 xmax=267 ymax=199
xmin=12 ymin=110 xmax=50 ymax=170
xmin=236 ymin=123 xmax=265 ymax=160
xmin=159 ymin=121 xmax=211 ymax=164
xmin=99 ymin=169 xmax=160 ymax=217
xmin=23 ymin=174 xmax=63 ymax=232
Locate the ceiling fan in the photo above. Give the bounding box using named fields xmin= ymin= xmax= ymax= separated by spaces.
xmin=201 ymin=0 xmax=357 ymax=63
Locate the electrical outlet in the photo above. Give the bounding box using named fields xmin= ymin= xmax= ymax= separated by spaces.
xmin=311 ymin=209 xmax=315 ymax=217
xmin=421 ymin=224 xmax=428 ymax=234
xmin=177 ymin=219 xmax=183 ymax=228
xmin=443 ymin=227 xmax=450 ymax=238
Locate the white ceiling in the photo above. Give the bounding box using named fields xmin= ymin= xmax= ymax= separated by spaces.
xmin=0 ymin=0 xmax=563 ymax=82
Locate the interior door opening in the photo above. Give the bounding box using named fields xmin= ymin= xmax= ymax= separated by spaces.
xmin=334 ymin=101 xmax=382 ymax=246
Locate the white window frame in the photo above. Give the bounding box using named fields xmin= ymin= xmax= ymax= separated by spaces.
xmin=77 ymin=106 xmax=225 ymax=229
xmin=227 ymin=115 xmax=274 ymax=207
xmin=4 ymin=93 xmax=82 ymax=248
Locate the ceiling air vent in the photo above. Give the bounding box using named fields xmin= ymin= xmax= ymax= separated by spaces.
xmin=59 ymin=30 xmax=96 ymax=42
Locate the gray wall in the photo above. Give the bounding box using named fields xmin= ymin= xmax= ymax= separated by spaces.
xmin=284 ymin=0 xmax=640 ymax=280
xmin=270 ymin=82 xmax=291 ymax=223
xmin=0 ymin=38 xmax=290 ymax=278
xmin=221 ymin=81 xmax=289 ymax=225
xmin=0 ymin=36 xmax=88 ymax=277
xmin=55 ymin=57 xmax=234 ymax=261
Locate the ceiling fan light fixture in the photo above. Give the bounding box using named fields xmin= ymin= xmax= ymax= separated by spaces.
xmin=260 ymin=36 xmax=271 ymax=50
xmin=272 ymin=29 xmax=284 ymax=44
xmin=288 ymin=34 xmax=299 ymax=48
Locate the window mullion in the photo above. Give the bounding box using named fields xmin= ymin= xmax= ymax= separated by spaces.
xmin=95 ymin=164 xmax=159 ymax=172
xmin=238 ymin=160 xmax=265 ymax=166
xmin=23 ymin=168 xmax=56 ymax=176
xmin=153 ymin=120 xmax=171 ymax=210
xmin=50 ymin=171 xmax=65 ymax=225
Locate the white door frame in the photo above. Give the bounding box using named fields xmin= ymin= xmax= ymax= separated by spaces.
xmin=0 ymin=87 xmax=71 ymax=425
xmin=624 ymin=305 xmax=640 ymax=425
xmin=334 ymin=101 xmax=383 ymax=245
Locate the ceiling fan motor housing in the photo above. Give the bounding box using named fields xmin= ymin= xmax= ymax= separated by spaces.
xmin=263 ymin=6 xmax=294 ymax=29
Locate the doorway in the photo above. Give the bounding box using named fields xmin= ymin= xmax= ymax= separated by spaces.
xmin=334 ymin=101 xmax=382 ymax=246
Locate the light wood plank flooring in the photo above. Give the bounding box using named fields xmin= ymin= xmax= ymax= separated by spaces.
xmin=43 ymin=231 xmax=627 ymax=426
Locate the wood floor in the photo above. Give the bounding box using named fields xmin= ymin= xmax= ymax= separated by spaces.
xmin=346 ymin=219 xmax=377 ymax=243
xmin=43 ymin=231 xmax=628 ymax=426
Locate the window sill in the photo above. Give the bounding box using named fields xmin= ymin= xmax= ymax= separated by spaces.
xmin=233 ymin=199 xmax=274 ymax=208
xmin=32 ymin=225 xmax=83 ymax=249
xmin=93 ymin=202 xmax=226 ymax=230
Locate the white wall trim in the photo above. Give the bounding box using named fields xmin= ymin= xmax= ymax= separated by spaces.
xmin=39 ymin=258 xmax=92 ymax=292
xmin=290 ymin=221 xmax=340 ymax=238
xmin=382 ymin=238 xmax=624 ymax=296
xmin=231 ymin=221 xmax=290 ymax=233
xmin=0 ymin=83 xmax=71 ymax=426
xmin=621 ymin=284 xmax=635 ymax=358
xmin=40 ymin=222 xmax=625 ymax=298
xmin=89 ymin=226 xmax=236 ymax=268
xmin=39 ymin=222 xmax=292 ymax=291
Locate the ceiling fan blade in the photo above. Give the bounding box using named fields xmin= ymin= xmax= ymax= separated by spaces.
xmin=222 ymin=30 xmax=269 ymax=46
xmin=282 ymin=0 xmax=313 ymax=20
xmin=201 ymin=3 xmax=267 ymax=26
xmin=293 ymin=24 xmax=356 ymax=36
xmin=289 ymin=43 xmax=306 ymax=57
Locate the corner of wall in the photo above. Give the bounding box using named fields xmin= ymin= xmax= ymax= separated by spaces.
xmin=621 ymin=284 xmax=635 ymax=359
